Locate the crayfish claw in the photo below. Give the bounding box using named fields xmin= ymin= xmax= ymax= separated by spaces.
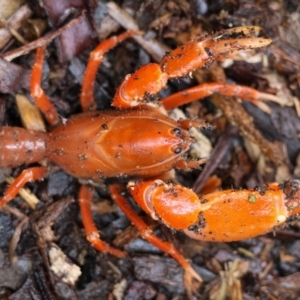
xmin=212 ymin=25 xmax=263 ymax=39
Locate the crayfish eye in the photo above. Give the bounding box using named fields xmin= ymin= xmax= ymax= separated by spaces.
xmin=174 ymin=147 xmax=182 ymax=154
xmin=172 ymin=128 xmax=181 ymax=136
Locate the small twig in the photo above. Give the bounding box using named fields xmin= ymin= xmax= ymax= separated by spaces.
xmin=107 ymin=2 xmax=170 ymax=62
xmin=0 ymin=4 xmax=32 ymax=50
xmin=9 ymin=215 xmax=29 ymax=263
xmin=1 ymin=11 xmax=85 ymax=61
xmin=1 ymin=205 xmax=27 ymax=219
xmin=192 ymin=125 xmax=239 ymax=194
xmin=1 ymin=205 xmax=30 ymax=263
xmin=7 ymin=26 xmax=28 ymax=45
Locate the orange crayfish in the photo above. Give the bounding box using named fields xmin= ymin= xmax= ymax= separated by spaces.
xmin=0 ymin=26 xmax=299 ymax=295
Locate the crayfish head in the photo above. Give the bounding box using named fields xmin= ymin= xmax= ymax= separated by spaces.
xmin=89 ymin=107 xmax=195 ymax=178
xmin=169 ymin=126 xmax=191 ymax=155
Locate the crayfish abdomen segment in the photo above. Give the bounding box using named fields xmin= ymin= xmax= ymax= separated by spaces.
xmin=0 ymin=127 xmax=46 ymax=167
xmin=46 ymin=108 xmax=192 ymax=180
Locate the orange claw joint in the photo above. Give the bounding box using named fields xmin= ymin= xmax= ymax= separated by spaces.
xmin=128 ymin=180 xmax=204 ymax=230
xmin=128 ymin=179 xmax=300 ymax=242
xmin=112 ymin=26 xmax=272 ymax=109
xmin=112 ymin=64 xmax=168 ymax=108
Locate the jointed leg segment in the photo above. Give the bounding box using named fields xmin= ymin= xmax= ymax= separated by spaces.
xmin=79 ymin=185 xmax=126 ymax=257
xmin=161 ymin=82 xmax=281 ymax=112
xmin=80 ymin=30 xmax=136 ymax=112
xmin=109 ymin=184 xmax=202 ymax=291
xmin=0 ymin=167 xmax=47 ymax=209
xmin=30 ymin=46 xmax=60 ymax=126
